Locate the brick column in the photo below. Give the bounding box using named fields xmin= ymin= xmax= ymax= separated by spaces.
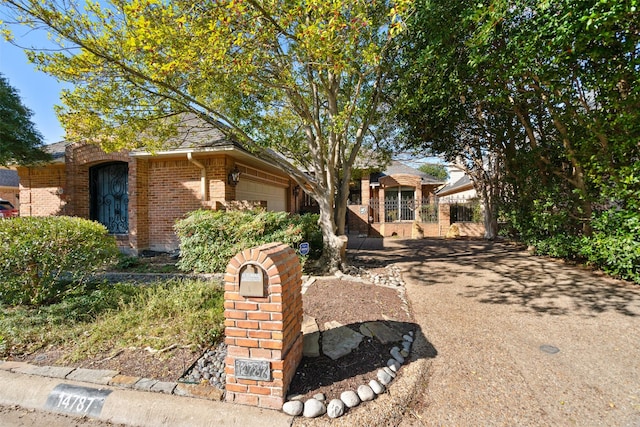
xmin=224 ymin=242 xmax=303 ymax=409
xmin=439 ymin=202 xmax=451 ymax=236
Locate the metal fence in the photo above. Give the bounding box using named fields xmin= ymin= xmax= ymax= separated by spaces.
xmin=368 ymin=197 xmax=439 ymax=223
xmin=447 ymin=198 xmax=482 ymax=223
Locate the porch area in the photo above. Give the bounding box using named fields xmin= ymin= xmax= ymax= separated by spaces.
xmin=346 ymin=197 xmax=485 ymax=238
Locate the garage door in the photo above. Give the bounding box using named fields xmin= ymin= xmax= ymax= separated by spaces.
xmin=236 ymin=180 xmax=287 ymax=212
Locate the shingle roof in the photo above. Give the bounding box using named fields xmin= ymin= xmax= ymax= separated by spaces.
xmin=371 ymin=160 xmax=445 ymax=185
xmin=44 ymin=141 xmax=68 ymax=159
xmin=0 ymin=169 xmax=19 ymax=187
xmin=165 ymin=115 xmax=241 ymax=149
xmin=436 ymin=174 xmax=473 ymax=196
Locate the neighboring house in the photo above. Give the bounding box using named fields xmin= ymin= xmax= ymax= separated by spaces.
xmin=16 ymin=122 xmax=297 ymax=254
xmin=436 ymin=165 xmax=485 ymax=237
xmin=437 ymin=165 xmax=477 ymax=202
xmin=346 ymin=160 xmax=447 ymax=238
xmin=0 ymin=168 xmax=20 ymax=208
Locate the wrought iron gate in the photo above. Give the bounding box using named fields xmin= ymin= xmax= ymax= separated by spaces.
xmin=90 ymin=162 xmax=129 ymax=234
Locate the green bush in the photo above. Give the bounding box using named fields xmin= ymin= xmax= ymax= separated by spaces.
xmin=579 ymin=209 xmax=640 ymax=284
xmin=175 ymin=209 xmax=322 ymax=273
xmin=0 ymin=216 xmax=119 ymax=306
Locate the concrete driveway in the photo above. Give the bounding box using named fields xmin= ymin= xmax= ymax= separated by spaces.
xmin=353 ymin=238 xmax=640 ymax=426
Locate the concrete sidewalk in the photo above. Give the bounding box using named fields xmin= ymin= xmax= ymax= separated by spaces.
xmin=0 ymin=361 xmax=293 ymax=427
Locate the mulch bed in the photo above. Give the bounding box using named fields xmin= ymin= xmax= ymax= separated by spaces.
xmin=288 ymin=278 xmax=414 ymax=401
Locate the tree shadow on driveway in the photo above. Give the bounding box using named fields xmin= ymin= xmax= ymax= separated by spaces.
xmin=351 ymin=238 xmax=640 ymax=318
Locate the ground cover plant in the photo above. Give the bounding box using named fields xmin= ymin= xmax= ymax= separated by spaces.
xmin=0 ymin=279 xmax=225 ymax=363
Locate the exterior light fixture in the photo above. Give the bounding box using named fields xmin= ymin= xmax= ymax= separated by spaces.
xmin=293 ymin=185 xmax=300 ymax=197
xmin=228 ymin=166 xmax=241 ymax=186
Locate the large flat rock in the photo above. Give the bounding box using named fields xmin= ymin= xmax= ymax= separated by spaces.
xmin=302 ymin=315 xmax=320 ymax=357
xmin=360 ymin=321 xmax=404 ymax=345
xmin=302 ymin=315 xmax=319 ymax=334
xmin=322 ymin=322 xmax=364 ymax=360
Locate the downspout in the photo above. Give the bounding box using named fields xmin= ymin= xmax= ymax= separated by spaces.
xmin=187 ymin=152 xmax=207 ymax=201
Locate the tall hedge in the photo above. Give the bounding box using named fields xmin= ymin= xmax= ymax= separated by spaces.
xmin=175 ymin=209 xmax=321 ymax=273
xmin=0 ymin=217 xmax=119 ymax=305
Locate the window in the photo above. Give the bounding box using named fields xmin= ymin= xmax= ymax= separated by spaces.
xmin=384 ymin=187 xmax=415 ymax=222
xmin=90 ymin=162 xmax=129 ymax=234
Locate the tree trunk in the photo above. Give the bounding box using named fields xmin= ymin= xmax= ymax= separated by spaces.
xmin=317 ymin=196 xmax=347 ymax=273
xmin=482 ymin=197 xmax=498 ymax=240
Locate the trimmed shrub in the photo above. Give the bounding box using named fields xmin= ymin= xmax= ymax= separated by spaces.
xmin=0 ymin=216 xmax=119 ymax=305
xmin=175 ymin=209 xmax=321 ymax=273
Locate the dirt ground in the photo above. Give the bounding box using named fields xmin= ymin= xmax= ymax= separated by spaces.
xmin=371 ymin=238 xmax=640 ymax=427
xmin=288 ymin=277 xmax=414 ymax=401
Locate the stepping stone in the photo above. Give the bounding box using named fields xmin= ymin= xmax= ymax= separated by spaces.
xmin=360 ymin=322 xmax=404 ymax=345
xmin=302 ymin=315 xmax=320 ymax=357
xmin=322 ymin=322 xmax=364 ymax=360
xmin=323 ymin=320 xmax=344 ymax=331
xmin=302 ymin=315 xmax=319 ymax=334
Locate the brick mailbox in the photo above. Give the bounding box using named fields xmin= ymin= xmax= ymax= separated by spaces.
xmin=224 ymin=242 xmax=303 ymax=409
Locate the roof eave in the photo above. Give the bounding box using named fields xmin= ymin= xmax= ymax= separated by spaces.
xmin=437 ymin=183 xmax=475 ymax=197
xmin=130 ymin=145 xmax=290 ymax=177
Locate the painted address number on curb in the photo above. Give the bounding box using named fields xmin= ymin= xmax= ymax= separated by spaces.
xmin=45 ymin=384 xmax=112 ymax=417
xmin=235 ymin=359 xmax=271 ymax=381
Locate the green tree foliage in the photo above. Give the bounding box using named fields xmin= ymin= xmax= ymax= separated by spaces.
xmin=0 ymin=73 xmax=51 ymax=166
xmin=418 ymin=163 xmax=448 ymax=181
xmin=2 ymin=0 xmax=412 ymax=271
xmin=394 ymin=0 xmax=510 ymax=238
xmin=0 ymin=217 xmax=119 ymax=305
xmin=396 ymin=0 xmax=640 ymax=282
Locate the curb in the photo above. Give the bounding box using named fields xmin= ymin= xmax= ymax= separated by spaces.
xmin=0 ymin=361 xmax=293 ymax=426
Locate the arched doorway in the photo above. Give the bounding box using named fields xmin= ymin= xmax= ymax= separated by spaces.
xmin=90 ymin=162 xmax=129 ymax=234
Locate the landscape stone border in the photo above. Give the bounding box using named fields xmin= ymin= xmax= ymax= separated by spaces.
xmin=282 ymin=331 xmax=415 ymax=419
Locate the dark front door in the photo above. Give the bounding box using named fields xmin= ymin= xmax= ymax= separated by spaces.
xmin=90 ymin=162 xmax=129 ymax=234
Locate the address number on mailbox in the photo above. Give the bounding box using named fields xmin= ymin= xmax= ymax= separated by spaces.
xmin=239 ymin=264 xmax=266 ymax=297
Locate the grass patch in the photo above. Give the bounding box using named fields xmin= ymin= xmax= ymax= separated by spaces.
xmin=0 ymin=279 xmax=225 ymax=362
xmin=113 ymin=255 xmax=181 ymax=274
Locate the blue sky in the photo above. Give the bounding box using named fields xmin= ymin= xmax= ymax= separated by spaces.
xmin=0 ymin=26 xmax=68 ymax=145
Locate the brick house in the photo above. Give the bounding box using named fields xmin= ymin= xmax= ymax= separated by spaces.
xmin=342 ymin=161 xmax=486 ymax=238
xmin=344 ymin=160 xmax=448 ymax=238
xmin=16 ymin=127 xmax=297 ymax=255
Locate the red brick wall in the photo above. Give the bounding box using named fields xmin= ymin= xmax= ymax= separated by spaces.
xmin=17 ymin=144 xmax=294 ymax=253
xmin=224 ymin=243 xmax=303 ymax=410
xmin=128 ymin=158 xmax=149 ymax=253
xmin=347 ymin=205 xmax=369 ymax=235
xmin=17 ymin=164 xmax=66 ymax=217
xmin=148 ymin=158 xmax=202 ymax=251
